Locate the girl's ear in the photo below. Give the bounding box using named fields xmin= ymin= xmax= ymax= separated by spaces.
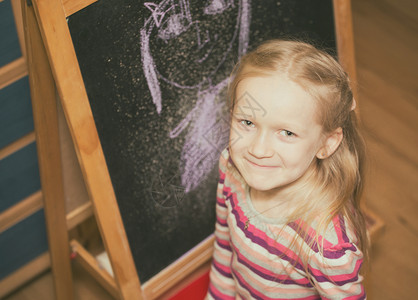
xmin=316 ymin=127 xmax=343 ymax=159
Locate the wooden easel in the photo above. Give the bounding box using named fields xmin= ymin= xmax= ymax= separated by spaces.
xmin=22 ymin=0 xmax=142 ymax=299
xmin=21 ymin=1 xmax=73 ymax=299
xmin=22 ymin=0 xmax=384 ymax=299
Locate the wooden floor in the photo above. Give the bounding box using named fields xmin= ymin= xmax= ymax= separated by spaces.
xmin=3 ymin=0 xmax=417 ymax=299
xmin=352 ymin=0 xmax=418 ymax=299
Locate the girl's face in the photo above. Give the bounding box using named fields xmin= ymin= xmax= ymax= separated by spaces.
xmin=229 ymin=75 xmax=325 ymax=198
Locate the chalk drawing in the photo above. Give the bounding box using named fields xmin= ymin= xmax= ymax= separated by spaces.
xmin=141 ymin=0 xmax=251 ymax=192
xmin=151 ymin=173 xmax=186 ymax=208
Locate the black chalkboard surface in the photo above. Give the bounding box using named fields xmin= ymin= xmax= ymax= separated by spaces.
xmin=68 ymin=0 xmax=336 ymax=283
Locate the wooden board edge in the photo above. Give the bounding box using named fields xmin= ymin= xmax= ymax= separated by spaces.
xmin=333 ymin=0 xmax=358 ymax=100
xmin=0 ymin=131 xmax=35 ymax=161
xmin=0 ymin=56 xmax=28 ymax=90
xmin=66 ymin=201 xmax=94 ymax=230
xmin=0 ymin=252 xmax=50 ymax=298
xmin=22 ymin=1 xmax=74 ymax=298
xmin=30 ymin=0 xmax=143 ymax=298
xmin=57 ymin=91 xmax=92 ymax=221
xmin=0 ymin=195 xmax=95 ymax=234
xmin=0 ymin=190 xmax=43 ymax=233
xmin=11 ymin=0 xmax=26 ymax=59
xmin=70 ymin=239 xmax=120 ymax=299
xmin=159 ymin=260 xmax=211 ymax=300
xmin=142 ymin=235 xmax=214 ymax=299
xmin=62 ymin=0 xmax=98 ymax=17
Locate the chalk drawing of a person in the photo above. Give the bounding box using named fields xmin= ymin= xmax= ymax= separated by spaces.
xmin=141 ymin=0 xmax=251 ymax=192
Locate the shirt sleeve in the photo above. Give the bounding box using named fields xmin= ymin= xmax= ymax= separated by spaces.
xmin=308 ymin=241 xmax=366 ymax=300
xmin=206 ymin=150 xmax=236 ymax=300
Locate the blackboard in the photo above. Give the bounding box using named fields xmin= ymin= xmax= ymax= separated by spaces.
xmin=67 ymin=0 xmax=336 ymax=283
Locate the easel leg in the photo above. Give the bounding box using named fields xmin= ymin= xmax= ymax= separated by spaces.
xmin=22 ymin=1 xmax=74 ymax=299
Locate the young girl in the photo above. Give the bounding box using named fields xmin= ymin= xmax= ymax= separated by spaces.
xmin=206 ymin=40 xmax=369 ymax=300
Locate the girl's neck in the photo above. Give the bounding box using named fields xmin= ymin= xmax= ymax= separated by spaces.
xmin=249 ymin=187 xmax=295 ymax=219
xmin=250 ymin=187 xmax=286 ymax=204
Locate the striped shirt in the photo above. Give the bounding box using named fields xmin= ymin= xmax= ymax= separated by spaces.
xmin=206 ymin=149 xmax=365 ymax=300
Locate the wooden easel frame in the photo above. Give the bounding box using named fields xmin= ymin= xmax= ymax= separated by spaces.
xmin=22 ymin=0 xmax=380 ymax=299
xmin=22 ymin=0 xmax=142 ymax=299
xmin=21 ymin=1 xmax=74 ymax=299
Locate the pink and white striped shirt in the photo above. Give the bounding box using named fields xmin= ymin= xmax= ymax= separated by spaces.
xmin=206 ymin=149 xmax=365 ymax=300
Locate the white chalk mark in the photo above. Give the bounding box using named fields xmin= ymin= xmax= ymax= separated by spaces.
xmin=204 ymin=0 xmax=235 ymax=15
xmin=195 ymin=22 xmax=210 ymax=50
xmin=144 ymin=2 xmax=174 ymax=28
xmin=140 ymin=28 xmax=162 ymax=114
xmin=238 ymin=0 xmax=250 ymax=57
xmin=140 ymin=0 xmax=252 ymax=191
xmin=157 ymin=14 xmax=191 ymax=40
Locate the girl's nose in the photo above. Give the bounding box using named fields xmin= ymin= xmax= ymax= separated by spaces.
xmin=248 ymin=131 xmax=274 ymax=158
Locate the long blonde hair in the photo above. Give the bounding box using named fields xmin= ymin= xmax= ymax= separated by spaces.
xmin=228 ymin=39 xmax=369 ymax=271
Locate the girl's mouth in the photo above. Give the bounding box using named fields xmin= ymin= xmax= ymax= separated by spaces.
xmin=246 ymin=158 xmax=278 ymax=169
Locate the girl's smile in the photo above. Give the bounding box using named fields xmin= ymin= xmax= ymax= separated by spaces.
xmin=245 ymin=158 xmax=279 ymax=169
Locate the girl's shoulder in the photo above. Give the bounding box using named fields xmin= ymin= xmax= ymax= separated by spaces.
xmin=302 ymin=215 xmax=365 ymax=299
xmin=218 ymin=148 xmax=247 ymax=198
xmin=218 ymin=148 xmax=231 ymax=185
xmin=219 ymin=148 xmax=234 ymax=171
xmin=218 ymin=148 xmax=240 ymax=181
xmin=305 ymin=213 xmax=360 ymax=253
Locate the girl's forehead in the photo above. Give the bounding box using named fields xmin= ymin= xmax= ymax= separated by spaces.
xmin=235 ymin=75 xmax=316 ymax=110
xmin=234 ymin=76 xmax=322 ymax=128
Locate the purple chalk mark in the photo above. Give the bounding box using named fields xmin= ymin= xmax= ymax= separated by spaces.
xmin=175 ymin=80 xmax=228 ymax=192
xmin=204 ymin=0 xmax=235 ymax=15
xmin=144 ymin=2 xmax=171 ymax=28
xmin=141 ymin=0 xmax=251 ymax=192
xmin=140 ymin=28 xmax=162 ymax=114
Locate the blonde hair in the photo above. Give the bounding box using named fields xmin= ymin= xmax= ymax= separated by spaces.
xmin=228 ymin=39 xmax=369 ymax=273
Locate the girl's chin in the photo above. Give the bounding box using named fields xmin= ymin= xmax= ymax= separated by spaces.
xmin=245 ymin=180 xmax=279 ymax=193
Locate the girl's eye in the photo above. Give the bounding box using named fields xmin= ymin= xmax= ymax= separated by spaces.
xmin=279 ymin=130 xmax=295 ymax=137
xmin=240 ymin=120 xmax=255 ymax=128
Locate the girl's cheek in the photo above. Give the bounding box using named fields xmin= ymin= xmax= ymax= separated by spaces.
xmin=229 ymin=131 xmax=242 ymax=148
xmin=230 ymin=124 xmax=247 ymax=143
xmin=230 ymin=134 xmax=244 ymax=149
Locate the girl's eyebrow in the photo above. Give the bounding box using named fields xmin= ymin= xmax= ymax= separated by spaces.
xmin=233 ymin=103 xmax=262 ymax=120
xmin=232 ymin=111 xmax=253 ymax=120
